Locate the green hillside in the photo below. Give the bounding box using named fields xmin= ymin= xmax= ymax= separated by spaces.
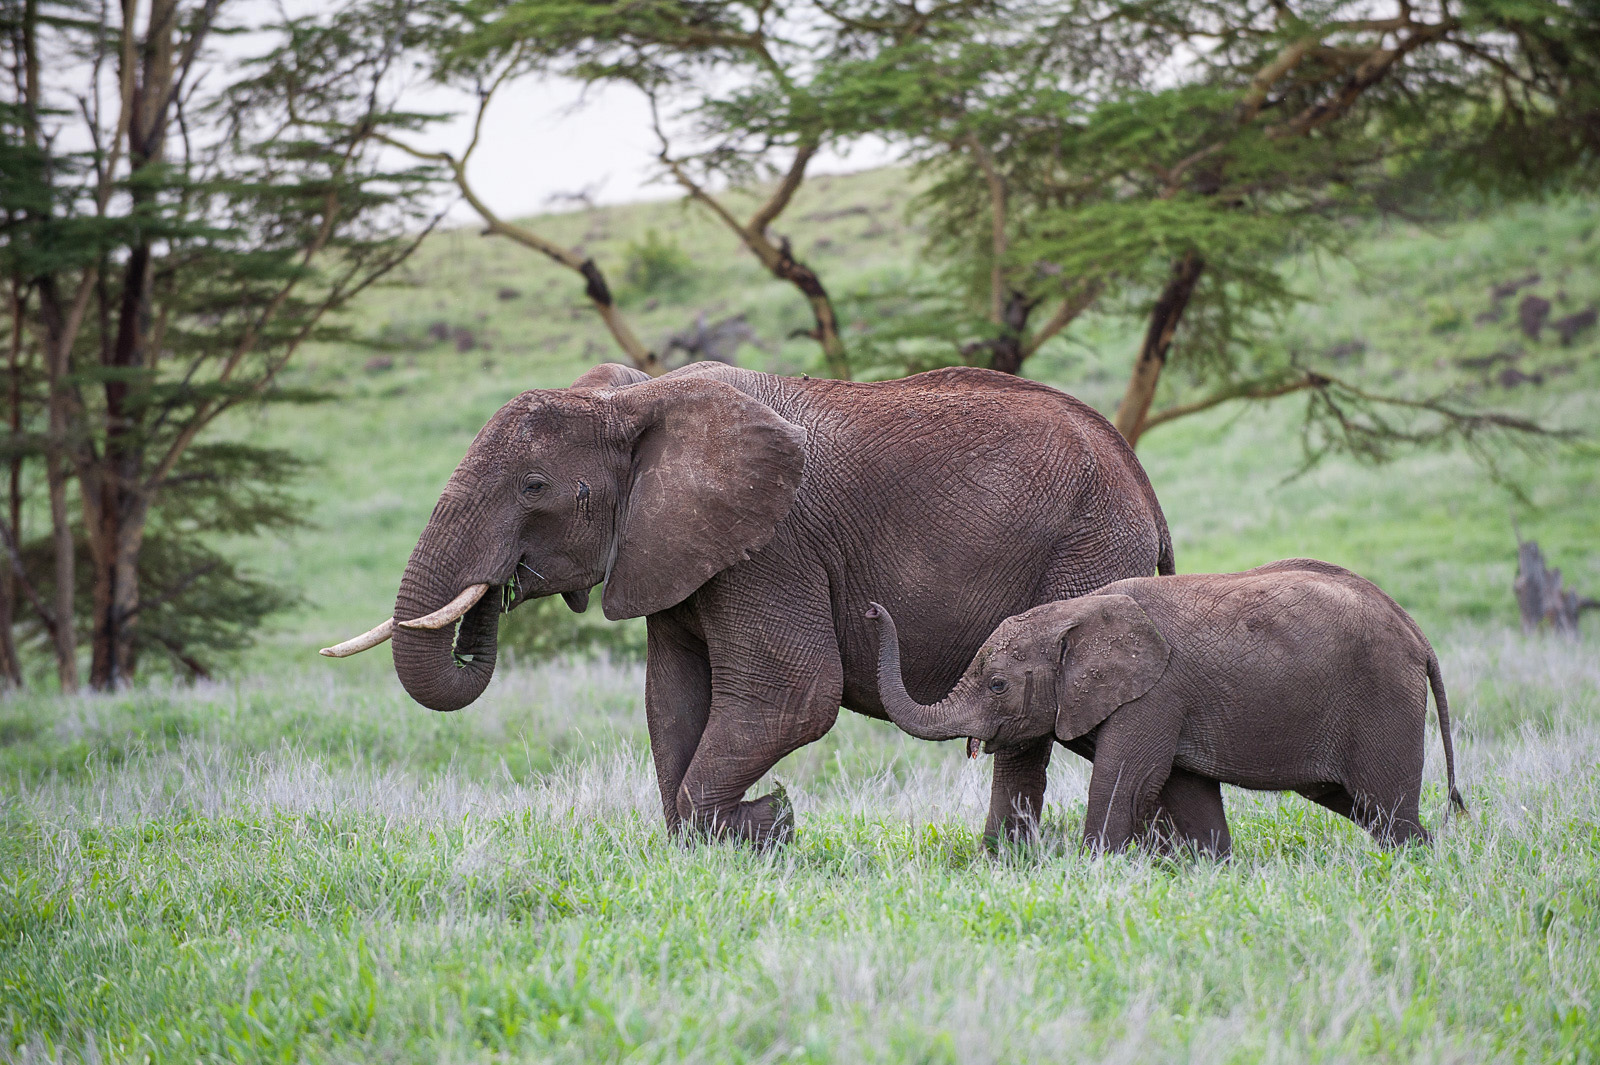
xmin=244 ymin=177 xmax=1598 ymax=672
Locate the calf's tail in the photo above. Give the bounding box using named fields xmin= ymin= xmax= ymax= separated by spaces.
xmin=1427 ymin=650 xmax=1467 ymax=815
xmin=1156 ymin=513 xmax=1175 ymax=576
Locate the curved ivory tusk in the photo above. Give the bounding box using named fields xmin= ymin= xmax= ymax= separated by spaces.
xmin=397 ymin=583 xmax=491 ymax=630
xmin=319 ymin=617 xmax=395 ymax=658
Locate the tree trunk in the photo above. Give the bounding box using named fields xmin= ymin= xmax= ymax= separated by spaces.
xmin=19 ymin=0 xmax=77 ymax=691
xmin=0 ymin=285 xmax=24 ymax=688
xmin=90 ymin=237 xmax=153 ymax=690
xmin=36 ymin=281 xmax=81 ymax=693
xmin=1515 ymin=539 xmax=1598 ymax=636
xmin=771 ymin=239 xmax=851 ymax=380
xmin=1114 ymin=251 xmax=1205 ymax=446
xmin=85 ymin=0 xmax=174 ymax=689
xmin=985 ymin=290 xmax=1038 ymax=376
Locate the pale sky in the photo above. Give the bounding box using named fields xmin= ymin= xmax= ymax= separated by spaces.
xmin=407 ymin=77 xmax=900 ymax=223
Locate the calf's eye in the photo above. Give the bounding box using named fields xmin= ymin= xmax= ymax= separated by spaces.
xmin=523 ymin=478 xmax=547 ymax=495
xmin=989 ymin=676 xmax=1009 ymax=694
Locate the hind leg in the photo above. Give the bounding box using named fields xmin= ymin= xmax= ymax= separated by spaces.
xmin=1297 ymin=784 xmax=1430 ymax=847
xmin=1148 ymin=771 xmax=1231 ymax=858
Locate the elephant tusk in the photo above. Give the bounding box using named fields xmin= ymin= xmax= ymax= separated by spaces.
xmin=397 ymin=583 xmax=491 ymax=630
xmin=319 ymin=618 xmax=395 ymax=658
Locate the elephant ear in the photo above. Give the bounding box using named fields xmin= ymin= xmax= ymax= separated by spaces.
xmin=571 ymin=363 xmax=650 ymax=390
xmin=603 ymin=376 xmax=807 ymax=620
xmin=1053 ymin=594 xmax=1170 ymax=742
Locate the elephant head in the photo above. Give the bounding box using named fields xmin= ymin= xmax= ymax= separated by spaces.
xmin=864 ymin=595 xmax=1170 ymax=750
xmin=323 ymin=364 xmax=807 ymax=712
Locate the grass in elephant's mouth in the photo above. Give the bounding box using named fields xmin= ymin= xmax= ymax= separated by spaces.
xmin=1 ymin=629 xmax=1596 ymax=1063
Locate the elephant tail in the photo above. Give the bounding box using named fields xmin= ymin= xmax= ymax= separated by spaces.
xmin=1427 ymin=650 xmax=1467 ymax=815
xmin=1155 ymin=512 xmax=1175 ymax=576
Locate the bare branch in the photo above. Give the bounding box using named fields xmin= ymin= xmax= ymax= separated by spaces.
xmin=748 ymin=141 xmax=817 ymax=237
xmin=1142 ymin=370 xmax=1331 ymax=432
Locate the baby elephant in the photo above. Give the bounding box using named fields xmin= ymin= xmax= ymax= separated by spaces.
xmin=866 ymin=559 xmax=1465 ymax=856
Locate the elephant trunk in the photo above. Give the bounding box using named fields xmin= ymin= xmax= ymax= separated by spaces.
xmin=865 ymin=602 xmax=984 ymax=741
xmin=391 ymin=505 xmax=502 ymax=713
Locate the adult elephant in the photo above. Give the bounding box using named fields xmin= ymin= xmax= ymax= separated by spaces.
xmin=323 ymin=361 xmax=1182 ymax=847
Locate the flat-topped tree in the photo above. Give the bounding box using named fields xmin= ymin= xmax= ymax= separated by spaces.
xmin=804 ymin=0 xmax=1593 ymax=457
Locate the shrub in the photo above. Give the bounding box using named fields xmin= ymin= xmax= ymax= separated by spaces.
xmin=498 ymin=591 xmax=645 ymax=665
xmin=621 ymin=230 xmax=695 ymax=301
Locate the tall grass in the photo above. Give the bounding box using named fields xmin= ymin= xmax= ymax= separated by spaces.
xmin=2 ymin=629 xmax=1596 ymax=1063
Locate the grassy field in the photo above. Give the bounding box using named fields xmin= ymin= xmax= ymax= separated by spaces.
xmin=2 ymin=633 xmax=1597 ymax=1061
xmin=2 ymin=179 xmax=1598 ymax=1061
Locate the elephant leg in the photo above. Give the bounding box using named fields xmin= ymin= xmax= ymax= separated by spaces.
xmin=674 ymin=580 xmax=844 ymax=847
xmin=986 ymin=735 xmax=1054 ymax=847
xmin=644 ymin=614 xmax=712 ymax=834
xmin=1006 ymin=544 xmax=1163 ymax=849
xmin=1147 ymin=770 xmax=1231 ymax=858
xmin=675 ymin=659 xmax=842 ymax=846
xmin=1297 ymin=785 xmax=1430 ymax=848
xmin=1081 ymin=713 xmax=1179 ymax=853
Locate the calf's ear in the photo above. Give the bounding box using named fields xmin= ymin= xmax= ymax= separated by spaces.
xmin=1053 ymin=594 xmax=1170 ymax=741
xmin=601 ymin=376 xmax=806 ymax=620
xmin=571 ymin=363 xmax=650 ymax=390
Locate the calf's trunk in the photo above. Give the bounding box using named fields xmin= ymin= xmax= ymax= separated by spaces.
xmin=865 ymin=602 xmax=985 ymax=741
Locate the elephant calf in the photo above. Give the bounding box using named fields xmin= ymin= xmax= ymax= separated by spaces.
xmin=866 ymin=559 xmax=1466 ymax=855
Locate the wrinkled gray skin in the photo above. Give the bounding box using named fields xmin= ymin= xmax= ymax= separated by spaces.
xmin=868 ymin=559 xmax=1466 ymax=855
xmin=385 ymin=361 xmax=1181 ymax=847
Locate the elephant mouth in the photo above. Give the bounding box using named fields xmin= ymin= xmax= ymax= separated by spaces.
xmin=320 ymin=560 xmax=592 ymax=661
xmin=967 ymin=737 xmax=983 ymax=759
xmin=507 ymin=559 xmax=593 ymax=614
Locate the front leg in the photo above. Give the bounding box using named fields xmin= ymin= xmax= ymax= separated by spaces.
xmin=1081 ymin=712 xmax=1180 ymax=853
xmin=1060 ymin=736 xmax=1224 ymax=854
xmin=674 ymin=577 xmax=844 ymax=847
xmin=986 ymin=734 xmax=1053 ymax=846
xmin=644 ymin=613 xmax=712 ymax=834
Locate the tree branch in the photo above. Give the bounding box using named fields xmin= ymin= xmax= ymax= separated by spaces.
xmin=371 ymin=125 xmax=659 ymax=373
xmin=0 ymin=515 xmax=59 ymax=639
xmin=748 ymin=141 xmax=816 ymax=237
xmin=1142 ymin=370 xmax=1331 ymax=432
xmin=1022 ymin=280 xmax=1102 ymax=358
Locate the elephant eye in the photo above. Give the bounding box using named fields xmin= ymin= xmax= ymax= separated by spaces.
xmin=522 ymin=477 xmax=547 ymax=495
xmin=988 ymin=676 xmax=1009 ymax=694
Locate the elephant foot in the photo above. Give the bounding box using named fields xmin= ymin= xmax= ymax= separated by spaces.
xmin=746 ymin=783 xmax=795 ymax=849
xmin=983 ymin=812 xmax=1042 ymax=854
xmin=679 ymin=784 xmax=795 ymax=849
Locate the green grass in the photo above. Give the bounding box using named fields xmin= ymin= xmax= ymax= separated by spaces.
xmin=1 ymin=632 xmax=1598 ymax=1062
xmin=3 ymin=182 xmax=1599 ymax=1061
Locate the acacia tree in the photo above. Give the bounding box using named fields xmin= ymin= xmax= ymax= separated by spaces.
xmin=1 ymin=0 xmax=438 ymax=688
xmin=808 ymin=0 xmax=1595 ymax=445
xmin=378 ymin=0 xmax=858 ymax=377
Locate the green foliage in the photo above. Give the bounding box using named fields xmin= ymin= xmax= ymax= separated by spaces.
xmin=620 ymin=228 xmax=696 ymax=302
xmin=0 ymin=0 xmax=445 ymax=685
xmin=804 ymin=0 xmax=1600 ymax=457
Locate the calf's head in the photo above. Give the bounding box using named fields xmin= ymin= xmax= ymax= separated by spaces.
xmin=865 ymin=595 xmax=1170 ymax=750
